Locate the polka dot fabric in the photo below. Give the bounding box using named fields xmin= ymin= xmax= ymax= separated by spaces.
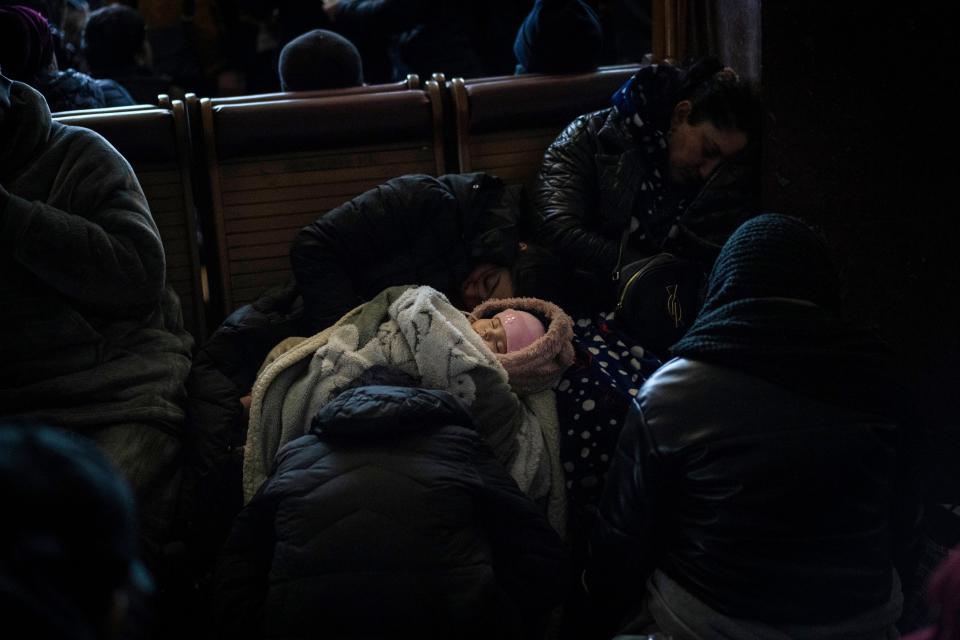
xmin=556 ymin=313 xmax=663 ymax=519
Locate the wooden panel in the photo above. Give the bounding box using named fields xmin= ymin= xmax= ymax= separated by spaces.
xmin=157 ymin=224 xmax=189 ymax=243
xmin=223 ymin=242 xmax=291 ymax=262
xmin=226 ymin=227 xmax=300 ymax=249
xmin=221 ymin=199 xmax=331 ymax=222
xmin=216 ymin=147 xmax=436 ymax=312
xmin=203 ymin=86 xmax=444 ymax=316
xmin=229 ymin=256 xmax=290 ymax=276
xmin=468 ymin=147 xmax=550 ymax=170
xmin=136 ymin=170 xmax=184 ymax=188
xmin=139 ymin=181 xmax=185 ymax=199
xmin=219 ymin=157 xmax=432 ymax=189
xmin=230 ymin=270 xmax=289 ymax=290
xmin=56 ymin=109 xmax=178 ymax=161
xmin=468 ymin=130 xmax=560 ymax=156
xmin=212 ymin=92 xmax=434 ymax=160
xmin=165 ymin=251 xmax=194 ymax=269
xmin=217 ymin=144 xmax=435 ymax=178
xmin=451 ymin=67 xmax=640 ymax=174
xmin=224 ymin=212 xmax=320 ymax=236
xmin=205 ymin=75 xmax=417 ymax=106
xmin=465 ymin=127 xmax=564 ymax=186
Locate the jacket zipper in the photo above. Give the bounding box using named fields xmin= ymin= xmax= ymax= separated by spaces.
xmin=615 ymin=267 xmax=644 ymax=311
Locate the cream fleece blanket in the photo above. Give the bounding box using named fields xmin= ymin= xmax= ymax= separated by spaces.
xmin=244 ymin=286 xmax=567 ymax=533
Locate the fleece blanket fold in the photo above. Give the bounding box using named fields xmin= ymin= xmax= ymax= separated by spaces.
xmin=244 ymin=286 xmax=567 ymax=532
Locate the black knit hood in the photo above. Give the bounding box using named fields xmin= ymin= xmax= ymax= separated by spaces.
xmin=671 ymin=214 xmax=904 ymax=419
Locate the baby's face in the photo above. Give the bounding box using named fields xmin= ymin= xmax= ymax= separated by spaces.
xmin=471 ymin=317 xmax=507 ymax=354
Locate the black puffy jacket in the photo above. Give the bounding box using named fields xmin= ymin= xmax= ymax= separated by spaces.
xmin=588 ymin=357 xmax=904 ymax=626
xmin=292 ymin=172 xmax=519 ymax=332
xmin=213 ymin=385 xmax=567 ymax=640
xmin=533 ymin=107 xmax=757 ymax=308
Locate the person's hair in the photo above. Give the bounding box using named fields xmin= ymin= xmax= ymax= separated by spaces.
xmin=82 ymin=4 xmax=144 ymax=74
xmin=511 ymin=243 xmax=599 ymax=315
xmin=677 ymin=57 xmax=761 ymax=143
xmin=278 ymin=29 xmax=363 ymax=92
xmin=511 ymin=243 xmax=566 ymax=303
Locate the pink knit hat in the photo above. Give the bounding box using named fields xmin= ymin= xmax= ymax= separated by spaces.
xmin=470 ymin=297 xmax=574 ymax=394
xmin=495 ymin=309 xmax=545 ymax=353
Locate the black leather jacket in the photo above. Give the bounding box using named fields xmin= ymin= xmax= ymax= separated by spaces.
xmin=533 ymin=107 xmax=756 ymax=307
xmin=588 ymin=357 xmax=903 ymax=625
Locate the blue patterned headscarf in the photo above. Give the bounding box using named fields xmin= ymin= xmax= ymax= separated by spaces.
xmin=611 ymin=63 xmax=682 ymax=136
xmin=608 ymin=64 xmax=686 ymax=226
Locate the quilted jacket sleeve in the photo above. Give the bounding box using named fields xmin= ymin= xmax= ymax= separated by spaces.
xmin=532 ymin=113 xmax=625 ymax=279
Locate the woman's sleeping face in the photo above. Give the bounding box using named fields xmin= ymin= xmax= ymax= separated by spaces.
xmin=471 ymin=317 xmax=508 ymax=354
xmin=461 ymin=264 xmax=514 ymax=309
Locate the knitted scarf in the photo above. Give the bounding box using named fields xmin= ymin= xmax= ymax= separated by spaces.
xmin=671 ymin=214 xmax=904 ymax=420
xmin=610 ymin=63 xmax=696 ymax=242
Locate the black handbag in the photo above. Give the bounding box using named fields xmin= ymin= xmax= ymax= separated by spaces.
xmin=614 ymin=252 xmax=705 ymax=357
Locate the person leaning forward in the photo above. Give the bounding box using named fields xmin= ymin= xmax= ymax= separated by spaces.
xmin=292 ymin=172 xmax=528 ymax=333
xmin=0 ymin=72 xmax=193 ymax=572
xmin=532 ymin=57 xmax=762 ymax=312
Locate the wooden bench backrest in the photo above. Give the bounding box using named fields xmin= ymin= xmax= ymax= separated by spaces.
xmin=54 ymin=104 xmax=207 ymax=341
xmin=202 ymin=81 xmax=445 ymax=316
xmin=199 ymin=74 xmax=419 ymax=108
xmin=51 ymin=103 xmax=160 ymax=117
xmin=450 ymin=65 xmax=641 ymax=186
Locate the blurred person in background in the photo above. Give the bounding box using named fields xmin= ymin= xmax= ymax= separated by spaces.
xmin=0 ymin=4 xmax=123 ymax=110
xmin=83 ymin=3 xmax=182 ymax=104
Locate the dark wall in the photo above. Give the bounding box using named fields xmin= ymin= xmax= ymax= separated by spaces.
xmin=761 ymin=4 xmax=958 ymax=496
xmin=684 ymin=0 xmax=761 ymax=82
xmin=714 ymin=0 xmax=760 ymax=83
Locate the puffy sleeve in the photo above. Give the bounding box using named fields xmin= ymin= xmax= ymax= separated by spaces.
xmin=532 ymin=113 xmax=625 ymax=279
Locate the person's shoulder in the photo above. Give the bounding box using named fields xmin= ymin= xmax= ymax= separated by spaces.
xmin=567 ymin=107 xmax=613 ymax=136
xmin=549 ymin=107 xmax=615 ymax=152
xmin=636 ymin=357 xmax=749 ymax=423
xmin=54 ymin=68 xmax=106 ymax=98
xmin=51 ymin=122 xmax=127 ymax=164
